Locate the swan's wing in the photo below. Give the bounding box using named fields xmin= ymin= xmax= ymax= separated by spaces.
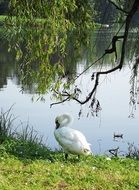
xmin=73 ymin=130 xmax=92 ymax=152
xmin=54 ymin=127 xmax=91 ymax=154
xmin=54 ymin=127 xmax=75 ymax=146
xmin=73 ymin=130 xmax=90 ymax=145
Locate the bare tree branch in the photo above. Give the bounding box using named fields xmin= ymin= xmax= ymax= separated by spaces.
xmin=105 ymin=35 xmax=124 ymax=59
xmin=74 ymin=54 xmax=105 ymax=81
xmin=71 ymin=64 xmax=123 ymax=105
xmin=119 ymin=0 xmax=139 ymax=69
xmin=51 ymin=0 xmax=139 ymax=108
xmin=75 ymin=0 xmax=139 ymax=103
xmin=50 ymin=96 xmax=70 ymax=107
xmin=109 ymin=0 xmax=129 ymax=14
xmin=109 ymin=147 xmax=119 ymax=157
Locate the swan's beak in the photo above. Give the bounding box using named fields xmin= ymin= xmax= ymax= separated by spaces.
xmin=55 ymin=120 xmax=60 ymax=129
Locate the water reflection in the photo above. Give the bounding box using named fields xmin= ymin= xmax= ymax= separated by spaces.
xmin=0 ymin=27 xmax=139 ymax=154
xmin=0 ymin=37 xmax=16 ymax=89
xmin=0 ymin=26 xmax=139 ymax=94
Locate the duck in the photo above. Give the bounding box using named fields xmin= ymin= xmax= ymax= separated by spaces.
xmin=54 ymin=113 xmax=92 ymax=159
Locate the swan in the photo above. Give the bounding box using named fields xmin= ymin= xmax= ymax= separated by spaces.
xmin=54 ymin=114 xmax=92 ymax=159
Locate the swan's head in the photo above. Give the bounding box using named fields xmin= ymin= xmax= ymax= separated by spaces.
xmin=55 ymin=114 xmax=72 ymax=129
xmin=55 ymin=117 xmax=60 ymax=129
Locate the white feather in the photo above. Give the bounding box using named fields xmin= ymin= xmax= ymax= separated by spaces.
xmin=54 ymin=114 xmax=92 ymax=156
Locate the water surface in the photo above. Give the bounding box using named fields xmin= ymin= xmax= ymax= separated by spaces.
xmin=0 ymin=28 xmax=139 ymax=155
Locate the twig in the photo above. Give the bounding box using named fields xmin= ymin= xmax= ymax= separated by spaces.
xmin=50 ymin=97 xmax=70 ymax=107
xmin=74 ymin=54 xmax=106 ymax=81
xmin=109 ymin=147 xmax=119 ymax=157
xmin=109 ymin=0 xmax=128 ymax=14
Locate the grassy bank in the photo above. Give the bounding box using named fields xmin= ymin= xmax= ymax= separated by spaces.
xmin=0 ymin=150 xmax=139 ymax=190
xmin=0 ymin=108 xmax=139 ymax=190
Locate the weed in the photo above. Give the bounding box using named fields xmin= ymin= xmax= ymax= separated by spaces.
xmin=0 ymin=106 xmax=16 ymax=143
xmin=0 ymin=107 xmax=52 ymax=161
xmin=126 ymin=142 xmax=139 ymax=159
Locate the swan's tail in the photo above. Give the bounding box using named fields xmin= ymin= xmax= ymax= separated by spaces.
xmin=83 ymin=148 xmax=92 ymax=156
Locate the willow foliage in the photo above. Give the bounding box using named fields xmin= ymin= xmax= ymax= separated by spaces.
xmin=6 ymin=0 xmax=95 ymax=95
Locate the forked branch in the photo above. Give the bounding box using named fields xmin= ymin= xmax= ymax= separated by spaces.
xmin=51 ymin=0 xmax=139 ymax=107
xmin=108 ymin=0 xmax=129 ymax=14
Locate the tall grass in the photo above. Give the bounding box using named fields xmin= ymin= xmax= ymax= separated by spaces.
xmin=0 ymin=106 xmax=43 ymax=144
xmin=0 ymin=107 xmax=53 ymax=160
xmin=0 ymin=107 xmax=16 ymax=143
xmin=126 ymin=142 xmax=139 ymax=160
xmin=16 ymin=121 xmax=43 ymax=144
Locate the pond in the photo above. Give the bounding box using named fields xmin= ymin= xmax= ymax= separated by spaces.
xmin=0 ymin=27 xmax=139 ymax=155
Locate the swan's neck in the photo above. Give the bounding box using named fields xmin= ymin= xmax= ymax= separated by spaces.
xmin=60 ymin=114 xmax=72 ymax=127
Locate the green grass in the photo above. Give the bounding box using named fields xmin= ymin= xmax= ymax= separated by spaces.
xmin=0 ymin=149 xmax=139 ymax=190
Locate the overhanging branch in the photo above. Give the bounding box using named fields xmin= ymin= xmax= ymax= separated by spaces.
xmin=51 ymin=0 xmax=139 ymax=108
xmin=105 ymin=35 xmax=124 ymax=59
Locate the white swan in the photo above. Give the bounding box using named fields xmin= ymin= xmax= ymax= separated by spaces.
xmin=54 ymin=114 xmax=92 ymax=159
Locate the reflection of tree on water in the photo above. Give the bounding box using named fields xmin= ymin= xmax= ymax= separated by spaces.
xmin=0 ymin=36 xmax=16 ymax=89
xmin=125 ymin=30 xmax=139 ymax=117
xmin=126 ymin=29 xmax=139 ymax=60
xmin=0 ymin=0 xmax=139 ymax=116
xmin=0 ymin=26 xmax=139 ymax=110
